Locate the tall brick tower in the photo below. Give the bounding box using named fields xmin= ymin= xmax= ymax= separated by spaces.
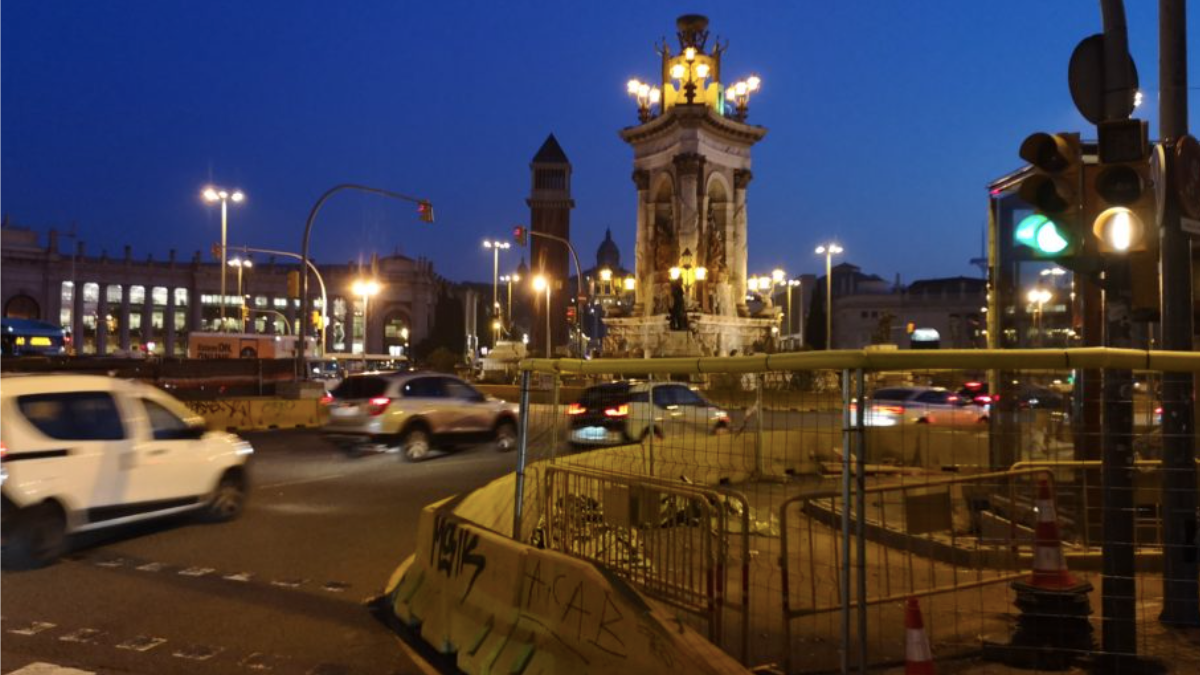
xmin=526 ymin=134 xmax=574 ymax=356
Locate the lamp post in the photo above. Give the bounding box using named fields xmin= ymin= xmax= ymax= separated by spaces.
xmin=626 ymin=79 xmax=662 ymax=122
xmin=1026 ymin=288 xmax=1053 ymax=347
xmin=724 ymin=75 xmax=762 ymax=122
xmin=500 ymin=273 xmax=520 ymax=328
xmin=227 ymin=256 xmax=253 ymax=331
xmin=785 ymin=278 xmax=801 ymax=341
xmin=483 ymin=240 xmax=510 ymax=327
xmin=202 ymin=186 xmax=245 ymax=328
xmin=668 ymin=248 xmax=707 ymax=305
xmin=351 ymin=279 xmax=380 ymax=357
xmin=533 ymin=275 xmax=551 ymax=358
xmin=815 ymin=243 xmax=843 ymax=350
xmin=669 ymin=46 xmax=712 ymax=105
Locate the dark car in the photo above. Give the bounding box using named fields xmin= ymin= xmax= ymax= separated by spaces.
xmin=566 ymin=381 xmax=729 ymax=448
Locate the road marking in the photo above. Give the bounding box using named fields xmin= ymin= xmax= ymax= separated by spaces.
xmin=307 ymin=664 xmax=353 ymax=675
xmin=94 ymin=558 xmax=126 ymax=568
xmin=173 ymin=644 xmax=225 ymax=661
xmin=224 ymin=571 xmax=255 ymax=582
xmin=116 ymin=635 xmax=167 ymax=652
xmin=322 ymin=581 xmax=350 ymax=593
xmin=8 ymin=663 xmax=95 ymax=675
xmin=270 ymin=578 xmax=307 ymax=588
xmin=136 ymin=562 xmax=165 ymax=572
xmin=8 ymin=621 xmax=56 ymax=636
xmin=178 ymin=566 xmax=216 ymax=577
xmin=59 ymin=628 xmax=103 ymax=644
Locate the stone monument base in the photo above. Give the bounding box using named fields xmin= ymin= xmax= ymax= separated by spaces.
xmin=602 ymin=314 xmax=776 ymax=358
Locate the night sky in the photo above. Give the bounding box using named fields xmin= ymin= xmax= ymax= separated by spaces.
xmin=3 ymin=2 xmax=1195 ymax=286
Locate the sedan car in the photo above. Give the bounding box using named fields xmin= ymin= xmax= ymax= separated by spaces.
xmin=1 ymin=373 xmax=254 ymax=568
xmin=321 ymin=372 xmax=519 ymax=461
xmin=567 ymin=381 xmax=729 ymax=448
xmin=858 ymin=386 xmax=989 ymax=427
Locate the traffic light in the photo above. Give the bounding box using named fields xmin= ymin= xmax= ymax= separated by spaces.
xmin=1087 ymin=121 xmax=1155 ymax=255
xmin=566 ymin=306 xmax=576 ymax=324
xmin=241 ymin=305 xmax=251 ymax=324
xmin=513 ymin=225 xmax=527 ymax=246
xmin=417 ymin=201 xmax=435 ymax=223
xmin=311 ymin=311 xmax=323 ymax=330
xmin=1014 ymin=132 xmax=1083 ymax=259
xmin=286 ymin=270 xmax=300 ymax=299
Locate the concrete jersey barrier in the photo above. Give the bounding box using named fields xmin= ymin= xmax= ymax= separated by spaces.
xmin=183 ymin=398 xmax=327 ymax=432
xmin=383 ymin=494 xmax=749 ymax=675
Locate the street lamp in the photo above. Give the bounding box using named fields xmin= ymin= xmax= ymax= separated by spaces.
xmin=532 ymin=275 xmax=551 ymax=358
xmin=626 ymin=79 xmax=662 ymax=123
xmin=400 ymin=327 xmax=410 ymax=357
xmin=668 ymin=248 xmax=707 ymax=305
xmin=669 ymin=46 xmax=712 ymax=106
xmin=785 ymin=278 xmax=801 ymax=341
xmin=227 ymin=256 xmax=253 ymax=331
xmin=724 ymin=75 xmax=762 ymax=122
xmin=351 ymin=279 xmax=381 ymax=356
xmin=500 ymin=273 xmax=521 ymax=327
xmin=482 ymin=240 xmax=510 ymax=325
xmin=815 ymin=243 xmax=844 ymax=350
xmin=202 ymin=186 xmax=245 ymax=328
xmin=1027 ymin=288 xmax=1053 ymax=347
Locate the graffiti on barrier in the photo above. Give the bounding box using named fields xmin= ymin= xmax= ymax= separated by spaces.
xmin=431 ymin=513 xmax=487 ymax=602
xmin=521 ymin=557 xmax=628 ymax=659
xmin=185 ymin=399 xmax=255 ymax=427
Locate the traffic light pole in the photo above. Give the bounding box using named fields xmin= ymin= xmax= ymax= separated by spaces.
xmin=1098 ymin=1 xmax=1140 ymax=665
xmin=525 ymin=229 xmax=586 ymax=358
xmin=297 ymin=184 xmax=431 ymax=379
xmin=237 ymin=246 xmax=328 ymax=354
xmin=1157 ymin=0 xmax=1199 ymax=628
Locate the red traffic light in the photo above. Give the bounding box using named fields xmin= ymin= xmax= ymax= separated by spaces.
xmin=513 ymin=225 xmax=527 ymax=246
xmin=417 ymin=201 xmax=435 ymax=223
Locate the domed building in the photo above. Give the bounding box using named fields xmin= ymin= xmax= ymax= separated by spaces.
xmin=570 ymin=228 xmax=634 ymax=352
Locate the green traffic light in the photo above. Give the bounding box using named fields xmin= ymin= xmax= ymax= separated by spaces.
xmin=1015 ymin=214 xmax=1069 ymax=255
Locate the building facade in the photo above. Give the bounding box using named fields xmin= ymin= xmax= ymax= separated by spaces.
xmin=1 ymin=224 xmax=440 ymax=357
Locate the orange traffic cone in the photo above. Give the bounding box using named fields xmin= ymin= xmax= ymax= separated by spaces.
xmin=905 ymin=597 xmax=935 ymax=675
xmin=1029 ymin=479 xmax=1078 ymax=589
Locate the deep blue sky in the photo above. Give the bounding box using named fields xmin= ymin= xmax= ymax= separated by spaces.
xmin=3 ymin=2 xmax=1196 ymax=285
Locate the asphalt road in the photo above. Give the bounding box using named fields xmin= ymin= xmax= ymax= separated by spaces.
xmin=1 ymin=429 xmax=518 ymax=675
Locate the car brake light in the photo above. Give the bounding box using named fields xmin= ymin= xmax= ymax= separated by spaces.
xmin=603 ymin=404 xmax=629 ymax=417
xmin=319 ymin=394 xmax=334 ymax=406
xmin=964 ymin=381 xmax=982 ymax=390
xmin=1155 ymin=406 xmax=1163 ymax=415
xmin=0 ymin=441 xmax=6 ymax=462
xmin=878 ymin=405 xmax=905 ymax=415
xmin=368 ymin=396 xmax=391 ymax=416
xmin=567 ymin=403 xmax=586 ymax=416
xmin=947 ymin=395 xmax=959 ymax=403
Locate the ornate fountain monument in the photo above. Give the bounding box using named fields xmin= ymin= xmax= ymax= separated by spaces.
xmin=603 ymin=15 xmax=776 ymax=358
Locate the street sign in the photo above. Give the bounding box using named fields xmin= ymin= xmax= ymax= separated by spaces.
xmin=1174 ymin=134 xmax=1200 ymax=220
xmin=1069 ymin=34 xmax=1138 ymax=126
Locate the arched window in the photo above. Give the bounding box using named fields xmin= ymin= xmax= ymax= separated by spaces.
xmin=4 ymin=295 xmax=40 ymax=320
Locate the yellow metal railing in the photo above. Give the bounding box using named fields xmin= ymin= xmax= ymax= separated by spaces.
xmin=520 ymin=347 xmax=1200 ymax=376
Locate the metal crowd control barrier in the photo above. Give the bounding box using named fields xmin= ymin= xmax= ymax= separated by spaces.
xmin=514 ymin=348 xmax=1200 ymax=673
xmin=541 ymin=464 xmax=751 ymax=662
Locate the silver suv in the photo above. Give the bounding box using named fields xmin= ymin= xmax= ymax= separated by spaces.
xmin=322 ymin=372 xmax=519 ymax=461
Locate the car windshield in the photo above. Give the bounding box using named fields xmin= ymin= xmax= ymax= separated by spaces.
xmin=578 ymin=383 xmax=632 ymax=407
xmin=331 ymin=376 xmax=389 ymax=400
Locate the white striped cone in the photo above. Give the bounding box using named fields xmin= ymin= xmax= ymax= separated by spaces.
xmin=1029 ymin=479 xmax=1077 ymax=589
xmin=905 ymin=597 xmax=935 ymax=675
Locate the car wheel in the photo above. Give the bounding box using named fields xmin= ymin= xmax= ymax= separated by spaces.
xmin=402 ymin=427 xmax=432 ymax=461
xmin=916 ymin=418 xmax=930 ymax=425
xmin=6 ymin=502 xmax=67 ymax=569
xmin=202 ymin=470 xmax=248 ymax=523
xmin=494 ymin=421 xmax=518 ymax=452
